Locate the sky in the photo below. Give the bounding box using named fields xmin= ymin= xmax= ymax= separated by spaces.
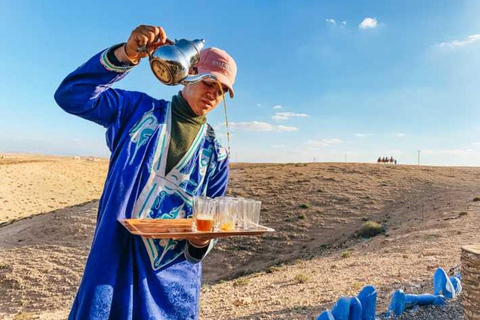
xmin=1 ymin=0 xmax=480 ymax=166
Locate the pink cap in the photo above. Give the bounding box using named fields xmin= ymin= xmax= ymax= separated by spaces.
xmin=196 ymin=47 xmax=237 ymax=98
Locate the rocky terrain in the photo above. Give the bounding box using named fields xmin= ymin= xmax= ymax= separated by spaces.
xmin=1 ymin=155 xmax=479 ymax=319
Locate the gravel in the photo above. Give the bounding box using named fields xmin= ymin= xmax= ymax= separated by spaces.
xmin=386 ymin=299 xmax=463 ymax=320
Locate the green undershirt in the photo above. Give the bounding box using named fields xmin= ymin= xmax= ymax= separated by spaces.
xmin=166 ymin=92 xmax=206 ymax=175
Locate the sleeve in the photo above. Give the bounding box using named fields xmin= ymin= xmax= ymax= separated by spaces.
xmin=54 ymin=44 xmax=137 ymax=129
xmin=184 ymin=241 xmax=216 ymax=264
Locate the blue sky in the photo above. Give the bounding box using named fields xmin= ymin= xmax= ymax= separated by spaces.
xmin=1 ymin=0 xmax=480 ymax=165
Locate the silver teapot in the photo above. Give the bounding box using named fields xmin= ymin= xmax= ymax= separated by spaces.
xmin=140 ymin=38 xmax=217 ymax=86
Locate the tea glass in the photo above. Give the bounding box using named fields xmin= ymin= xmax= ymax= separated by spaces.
xmin=193 ymin=197 xmax=216 ymax=232
xmin=241 ymin=199 xmax=261 ymax=230
xmin=216 ymin=198 xmax=238 ymax=231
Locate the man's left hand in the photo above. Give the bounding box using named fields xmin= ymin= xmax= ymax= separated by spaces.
xmin=188 ymin=237 xmax=210 ymax=248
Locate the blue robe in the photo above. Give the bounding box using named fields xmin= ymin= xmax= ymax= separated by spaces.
xmin=54 ymin=47 xmax=229 ymax=320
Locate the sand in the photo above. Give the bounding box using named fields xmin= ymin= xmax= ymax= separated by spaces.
xmin=1 ymin=154 xmax=480 ymax=319
xmin=0 ymin=154 xmax=108 ymax=224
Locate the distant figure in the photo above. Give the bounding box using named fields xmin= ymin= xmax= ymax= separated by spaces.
xmin=377 ymin=157 xmax=382 ymax=163
xmin=390 ymin=156 xmax=394 ymax=164
xmin=394 ymin=159 xmax=397 ymax=165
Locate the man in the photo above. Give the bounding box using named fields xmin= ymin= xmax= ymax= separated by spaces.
xmin=54 ymin=25 xmax=237 ymax=320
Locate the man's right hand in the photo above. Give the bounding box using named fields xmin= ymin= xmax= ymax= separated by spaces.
xmin=115 ymin=25 xmax=168 ymax=65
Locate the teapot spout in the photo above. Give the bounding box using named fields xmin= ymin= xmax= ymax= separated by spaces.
xmin=181 ymin=73 xmax=217 ymax=85
xmin=191 ymin=39 xmax=206 ymax=52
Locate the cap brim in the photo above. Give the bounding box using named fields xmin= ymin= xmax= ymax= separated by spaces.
xmin=198 ymin=69 xmax=234 ymax=98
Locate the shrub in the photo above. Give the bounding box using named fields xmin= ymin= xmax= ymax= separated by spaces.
xmin=267 ymin=265 xmax=281 ymax=273
xmin=351 ymin=281 xmax=364 ymax=290
xmin=423 ymin=234 xmax=439 ymax=241
xmin=459 ymin=211 xmax=469 ymax=217
xmin=341 ymin=251 xmax=351 ymax=259
xmin=11 ymin=313 xmax=37 ymax=320
xmin=358 ymin=221 xmax=383 ymax=238
xmin=233 ymin=278 xmax=249 ymax=287
xmin=298 ymin=213 xmax=306 ymax=220
xmin=473 ymin=197 xmax=480 ymax=202
xmin=299 ymin=203 xmax=310 ymax=209
xmin=294 ymin=273 xmax=309 ymax=283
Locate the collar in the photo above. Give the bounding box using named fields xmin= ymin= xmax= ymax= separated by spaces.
xmin=171 ymin=92 xmax=206 ymax=125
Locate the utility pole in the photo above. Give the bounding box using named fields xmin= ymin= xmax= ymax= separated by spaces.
xmin=417 ymin=150 xmax=421 ymax=165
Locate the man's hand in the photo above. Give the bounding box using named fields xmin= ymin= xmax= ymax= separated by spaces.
xmin=115 ymin=25 xmax=168 ymax=65
xmin=188 ymin=237 xmax=211 ymax=248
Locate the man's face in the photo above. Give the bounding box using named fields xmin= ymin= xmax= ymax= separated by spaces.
xmin=182 ymin=79 xmax=229 ymax=116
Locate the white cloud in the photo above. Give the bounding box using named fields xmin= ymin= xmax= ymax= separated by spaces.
xmin=272 ymin=105 xmax=282 ymax=109
xmin=326 ymin=18 xmax=336 ymax=25
xmin=437 ymin=34 xmax=480 ymax=49
xmin=228 ymin=121 xmax=298 ymax=132
xmin=326 ymin=19 xmax=347 ymax=27
xmin=256 ymin=103 xmax=263 ymax=107
xmin=276 ymin=125 xmax=299 ymax=132
xmin=306 ymin=140 xmax=328 ymax=147
xmin=471 ymin=142 xmax=480 ymax=146
xmin=359 ymin=17 xmax=378 ymax=29
xmin=272 ymin=112 xmax=309 ymax=121
xmin=306 ymin=138 xmax=343 ymax=147
xmin=322 ymin=138 xmax=343 ymax=144
xmin=393 ymin=133 xmax=407 ymax=138
xmin=355 ymin=133 xmax=373 ymax=138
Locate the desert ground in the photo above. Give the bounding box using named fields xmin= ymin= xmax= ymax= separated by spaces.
xmin=1 ymin=154 xmax=479 ymax=319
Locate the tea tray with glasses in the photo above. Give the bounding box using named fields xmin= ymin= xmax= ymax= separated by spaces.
xmin=118 ymin=218 xmax=275 ymax=239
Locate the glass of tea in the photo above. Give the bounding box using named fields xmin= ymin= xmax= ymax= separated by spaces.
xmin=193 ymin=197 xmax=216 ymax=232
xmin=216 ymin=198 xmax=238 ymax=231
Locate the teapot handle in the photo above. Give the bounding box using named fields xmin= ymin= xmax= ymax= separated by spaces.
xmin=137 ymin=38 xmax=175 ymax=56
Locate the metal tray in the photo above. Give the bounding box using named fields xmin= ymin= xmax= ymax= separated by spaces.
xmin=119 ymin=218 xmax=274 ymax=239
